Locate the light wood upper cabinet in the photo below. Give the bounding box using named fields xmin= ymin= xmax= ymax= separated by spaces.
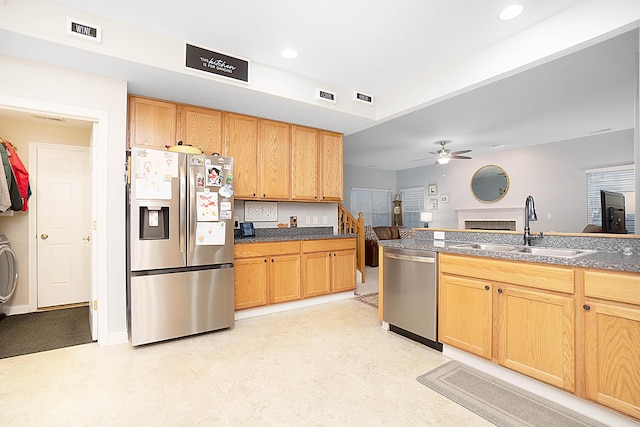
xmin=177 ymin=105 xmax=222 ymax=155
xmin=128 ymin=96 xmax=177 ymax=149
xmin=258 ymin=119 xmax=291 ymax=199
xmin=223 ymin=113 xmax=259 ymax=198
xmin=319 ymin=130 xmax=343 ymax=201
xmin=583 ymin=270 xmax=640 ymax=419
xmin=439 ymin=272 xmax=492 ymax=359
xmin=291 ymin=125 xmax=319 ymax=201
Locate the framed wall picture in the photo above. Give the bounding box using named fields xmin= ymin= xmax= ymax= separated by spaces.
xmin=428 ymin=184 xmax=438 ymax=195
xmin=440 ymin=193 xmax=450 ymax=203
xmin=430 ymin=198 xmax=439 ymax=210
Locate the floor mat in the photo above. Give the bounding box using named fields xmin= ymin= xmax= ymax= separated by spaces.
xmin=0 ymin=307 xmax=92 ymax=358
xmin=417 ymin=361 xmax=607 ymax=427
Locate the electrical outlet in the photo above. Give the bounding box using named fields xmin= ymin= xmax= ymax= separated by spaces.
xmin=234 ymin=216 xmax=239 ymax=229
xmin=313 ymin=216 xmax=318 ymax=225
xmin=322 ymin=215 xmax=327 ymax=224
xmin=305 ymin=216 xmax=311 ymax=225
xmin=547 ymin=213 xmax=552 ymax=220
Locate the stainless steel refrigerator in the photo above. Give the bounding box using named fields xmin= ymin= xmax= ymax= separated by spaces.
xmin=127 ymin=147 xmax=235 ymax=346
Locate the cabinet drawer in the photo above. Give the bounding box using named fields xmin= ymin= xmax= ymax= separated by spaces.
xmin=584 ymin=270 xmax=640 ymax=305
xmin=234 ymin=241 xmax=300 ymax=258
xmin=302 ymin=238 xmax=356 ymax=253
xmin=439 ymin=254 xmax=574 ymax=293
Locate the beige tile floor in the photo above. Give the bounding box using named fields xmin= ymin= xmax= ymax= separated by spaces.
xmin=0 ymin=298 xmax=494 ymax=426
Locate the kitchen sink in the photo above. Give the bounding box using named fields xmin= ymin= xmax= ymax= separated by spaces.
xmin=451 ymin=243 xmax=520 ymax=252
xmin=515 ymin=247 xmax=594 ymax=258
xmin=451 ymin=243 xmax=595 ymax=259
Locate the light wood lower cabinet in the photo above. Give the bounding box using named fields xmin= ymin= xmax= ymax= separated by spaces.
xmin=497 ymin=285 xmax=575 ymax=391
xmin=439 ymin=274 xmax=492 ymax=359
xmin=235 ymin=238 xmax=356 ymax=309
xmin=302 ymin=239 xmax=356 ymax=297
xmin=583 ymin=269 xmax=640 ymax=419
xmin=439 ymin=254 xmax=576 ymax=392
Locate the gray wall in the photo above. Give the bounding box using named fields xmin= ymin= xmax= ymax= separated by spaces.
xmin=345 ymin=129 xmax=634 ymax=233
xmin=342 ymin=165 xmax=396 ymax=212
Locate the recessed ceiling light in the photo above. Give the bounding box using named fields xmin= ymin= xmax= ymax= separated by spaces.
xmin=281 ymin=49 xmax=298 ymax=59
xmin=499 ymin=4 xmax=524 ymax=20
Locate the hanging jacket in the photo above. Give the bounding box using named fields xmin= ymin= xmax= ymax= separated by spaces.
xmin=2 ymin=140 xmax=30 ymax=211
xmin=0 ymin=143 xmax=21 ymax=210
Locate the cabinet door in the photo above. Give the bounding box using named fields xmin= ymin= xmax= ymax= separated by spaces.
xmin=291 ymin=125 xmax=319 ymax=201
xmin=128 ymin=96 xmax=177 ymax=149
xmin=224 ymin=113 xmax=258 ymax=198
xmin=259 ymin=119 xmax=290 ymax=199
xmin=177 ymin=105 xmax=222 ymax=155
xmin=303 ymin=252 xmax=331 ymax=298
xmin=234 ymin=257 xmax=268 ymax=309
xmin=439 ymin=274 xmax=492 ymax=359
xmin=584 ymin=301 xmax=640 ymax=419
xmin=332 ymin=250 xmax=356 ymax=293
xmin=269 ymin=254 xmax=301 ymax=304
xmin=498 ymin=286 xmax=575 ymax=392
xmin=319 ymin=130 xmax=343 ymax=201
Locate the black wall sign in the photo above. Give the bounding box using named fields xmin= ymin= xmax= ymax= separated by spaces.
xmin=186 ymin=44 xmax=249 ymax=83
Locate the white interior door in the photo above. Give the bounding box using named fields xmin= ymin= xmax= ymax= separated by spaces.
xmin=89 ymin=123 xmax=98 ymax=340
xmin=37 ymin=145 xmax=91 ymax=308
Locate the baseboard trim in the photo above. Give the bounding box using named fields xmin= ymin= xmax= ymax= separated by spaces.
xmin=234 ymin=291 xmax=355 ymax=321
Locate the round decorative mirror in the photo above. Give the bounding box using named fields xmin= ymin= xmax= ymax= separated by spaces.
xmin=471 ymin=165 xmax=509 ymax=203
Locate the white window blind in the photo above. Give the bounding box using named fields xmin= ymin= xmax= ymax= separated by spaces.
xmin=401 ymin=187 xmax=424 ymax=229
xmin=586 ymin=165 xmax=635 ymax=233
xmin=350 ymin=188 xmax=392 ymax=226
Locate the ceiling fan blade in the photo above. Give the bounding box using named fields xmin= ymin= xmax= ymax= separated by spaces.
xmin=451 ymin=155 xmax=472 ymax=160
xmin=451 ymin=149 xmax=472 ymax=155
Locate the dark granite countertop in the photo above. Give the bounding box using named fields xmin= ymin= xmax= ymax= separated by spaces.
xmin=234 ymin=226 xmax=356 ymax=244
xmin=379 ymin=238 xmax=640 ymax=273
xmin=235 ymin=233 xmax=356 ymax=244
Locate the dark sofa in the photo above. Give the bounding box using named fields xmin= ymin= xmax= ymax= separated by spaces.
xmin=365 ymin=226 xmax=402 ymax=267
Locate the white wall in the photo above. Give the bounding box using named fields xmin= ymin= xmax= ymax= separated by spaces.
xmin=235 ymin=201 xmax=339 ymax=231
xmin=0 ymin=55 xmax=128 ymax=344
xmin=345 ymin=129 xmax=634 ymax=233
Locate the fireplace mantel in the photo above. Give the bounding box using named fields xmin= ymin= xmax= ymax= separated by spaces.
xmin=454 ymin=207 xmax=524 ymax=230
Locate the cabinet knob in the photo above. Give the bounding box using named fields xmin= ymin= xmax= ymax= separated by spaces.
xmin=497 ymin=288 xmax=503 ymax=294
xmin=263 ymin=194 xmax=266 ymax=197
xmin=264 ymin=259 xmax=267 ymax=263
xmin=583 ymin=304 xmax=591 ymax=311
xmin=484 ymin=285 xmax=490 ymax=291
xmin=271 ymin=259 xmax=274 ymax=262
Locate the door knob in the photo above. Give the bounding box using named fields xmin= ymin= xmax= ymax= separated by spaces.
xmin=40 ymin=233 xmax=48 ymax=240
xmin=83 ymin=236 xmax=92 ymax=242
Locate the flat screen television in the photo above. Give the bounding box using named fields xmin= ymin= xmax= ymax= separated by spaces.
xmin=600 ymin=190 xmax=627 ymax=234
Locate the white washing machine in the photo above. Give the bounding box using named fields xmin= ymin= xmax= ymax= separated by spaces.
xmin=0 ymin=233 xmax=18 ymax=319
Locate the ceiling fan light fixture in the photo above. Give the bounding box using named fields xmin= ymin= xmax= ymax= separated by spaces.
xmin=436 ymin=157 xmax=451 ymax=165
xmin=500 ymin=4 xmax=524 ymax=20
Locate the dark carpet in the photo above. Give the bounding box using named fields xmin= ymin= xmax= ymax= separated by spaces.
xmin=417 ymin=361 xmax=608 ymax=427
xmin=0 ymin=307 xmax=93 ymax=359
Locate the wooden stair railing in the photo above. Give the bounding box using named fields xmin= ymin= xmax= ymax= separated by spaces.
xmin=338 ymin=204 xmax=365 ymax=283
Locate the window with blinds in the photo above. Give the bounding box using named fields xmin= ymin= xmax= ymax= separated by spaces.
xmin=350 ymin=188 xmax=392 ymax=226
xmin=586 ymin=165 xmax=635 ymax=233
xmin=401 ymin=187 xmax=425 ymax=229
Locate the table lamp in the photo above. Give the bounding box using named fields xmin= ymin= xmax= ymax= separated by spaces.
xmin=420 ymin=212 xmax=433 ymax=228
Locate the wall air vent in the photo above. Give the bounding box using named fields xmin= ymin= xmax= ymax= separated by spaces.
xmin=353 ymin=92 xmax=373 ymax=105
xmin=67 ymin=17 xmax=102 ymax=43
xmin=316 ymin=89 xmax=336 ymax=104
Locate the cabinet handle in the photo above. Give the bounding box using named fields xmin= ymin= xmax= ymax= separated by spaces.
xmin=583 ymin=304 xmax=591 ymax=311
xmin=485 ymin=285 xmax=490 ymax=291
xmin=497 ymin=288 xmax=503 ymax=294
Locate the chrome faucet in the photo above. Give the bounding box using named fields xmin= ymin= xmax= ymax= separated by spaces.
xmin=524 ymin=195 xmax=542 ymax=246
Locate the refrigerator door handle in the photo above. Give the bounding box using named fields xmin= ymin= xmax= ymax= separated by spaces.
xmin=179 ymin=162 xmax=186 ymax=254
xmin=189 ymin=163 xmax=196 ymax=253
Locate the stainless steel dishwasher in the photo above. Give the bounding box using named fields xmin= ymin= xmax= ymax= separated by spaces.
xmin=383 ymin=247 xmax=441 ymax=351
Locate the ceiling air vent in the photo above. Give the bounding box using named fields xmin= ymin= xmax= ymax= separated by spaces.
xmin=316 ymin=89 xmax=336 ymax=104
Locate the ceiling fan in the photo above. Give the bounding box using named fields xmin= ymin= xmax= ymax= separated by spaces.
xmin=424 ymin=140 xmax=472 ymax=164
